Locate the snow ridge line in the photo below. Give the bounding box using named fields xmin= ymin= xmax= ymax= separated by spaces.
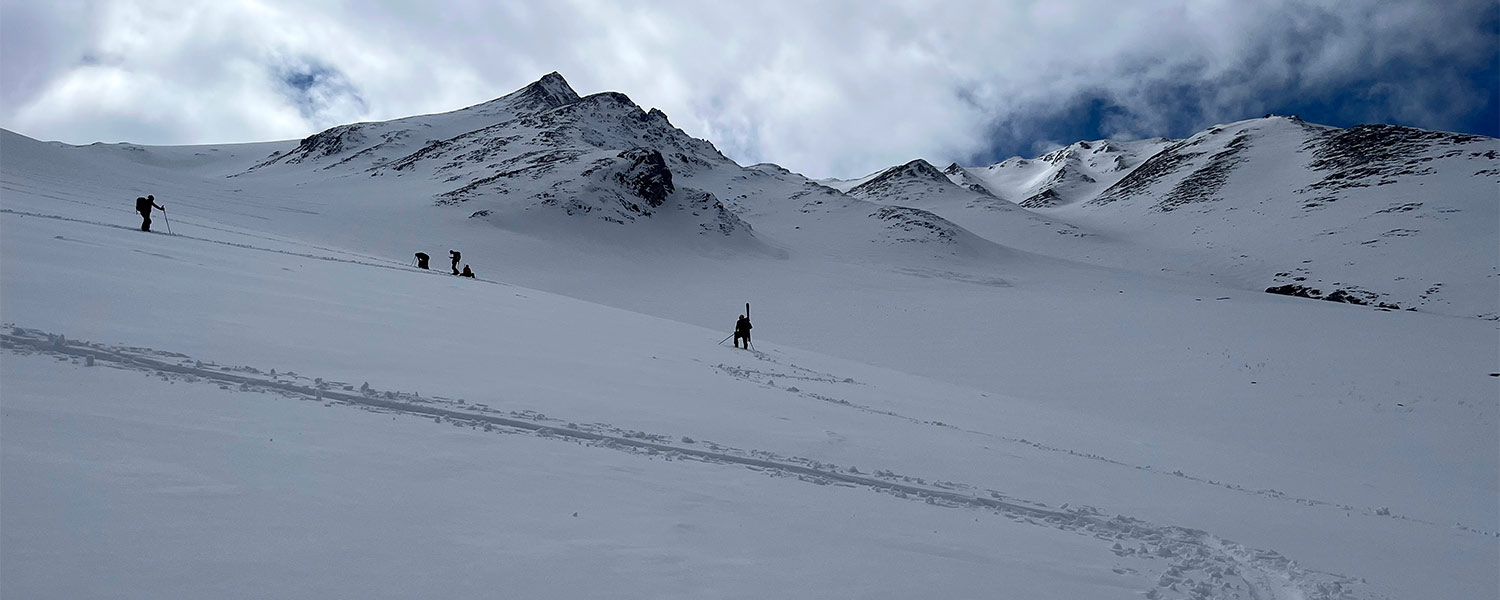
xmin=0 ymin=208 xmax=494 ymax=282
xmin=2 ymin=326 xmax=1375 ymax=600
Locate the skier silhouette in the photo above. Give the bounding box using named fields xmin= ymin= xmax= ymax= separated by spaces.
xmin=733 ymin=314 xmax=752 ymax=349
xmin=460 ymin=265 xmax=475 ymax=278
xmin=449 ymin=250 xmax=461 ymax=275
xmin=414 ymin=252 xmax=430 ymax=269
xmin=135 ymin=195 xmax=164 ymax=231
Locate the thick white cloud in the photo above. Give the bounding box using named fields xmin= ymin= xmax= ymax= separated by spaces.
xmin=1 ymin=0 xmax=1493 ymax=177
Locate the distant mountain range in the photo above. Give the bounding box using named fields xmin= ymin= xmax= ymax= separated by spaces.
xmin=8 ymin=72 xmax=1498 ymax=318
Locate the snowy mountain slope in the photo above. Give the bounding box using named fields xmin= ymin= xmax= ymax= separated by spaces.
xmin=3 ymin=72 xmax=1497 ymax=599
xmin=232 ymin=73 xmax=756 ymax=239
xmin=844 ymin=159 xmax=1104 ymax=252
xmin=955 ymin=138 xmax=1174 ymax=207
xmin=64 ymin=72 xmax=1014 ymax=263
xmin=940 ymin=161 xmax=1000 ymax=198
xmin=917 ymin=117 xmax=1499 ymax=318
xmin=1062 ymin=116 xmax=1500 ymax=318
xmin=2 ymin=199 xmax=1494 ymax=600
xmin=836 ymin=158 xmax=1274 ymax=280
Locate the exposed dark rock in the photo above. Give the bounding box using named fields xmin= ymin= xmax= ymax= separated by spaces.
xmin=851 ymin=159 xmax=951 ymax=196
xmin=678 ymin=189 xmax=747 ymax=236
xmin=1322 ymin=290 xmax=1367 ymax=305
xmin=1301 ymin=124 xmax=1484 ymax=193
xmin=1266 ymin=284 xmax=1322 ymax=299
xmin=1043 ymin=165 xmax=1095 ymax=186
xmin=1156 ymin=131 xmax=1252 ymax=211
xmin=941 ymin=163 xmax=999 ymax=198
xmin=1020 ymin=189 xmax=1063 ymax=208
xmin=248 ymin=124 xmax=366 ymax=169
xmin=1040 ymin=146 xmax=1079 ymax=165
xmin=614 ymin=148 xmax=674 ymax=209
xmin=1090 ymin=141 xmax=1204 ymax=206
xmin=1266 ymin=284 xmax=1379 ymax=307
xmin=434 ymin=149 xmax=586 ymax=205
xmin=504 ymin=71 xmax=582 ymax=112
xmin=1374 ymin=202 xmax=1423 ymax=214
xmin=870 ymin=206 xmax=960 ymax=244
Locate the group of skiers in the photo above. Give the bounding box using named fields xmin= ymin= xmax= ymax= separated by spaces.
xmin=131 ymin=194 xmax=755 ymax=348
xmin=414 ymin=250 xmax=474 ymax=278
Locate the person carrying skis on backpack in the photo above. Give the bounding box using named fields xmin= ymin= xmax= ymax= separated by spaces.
xmin=135 ymin=194 xmax=164 ymax=231
xmin=449 ymin=250 xmax=462 ymax=275
xmin=733 ymin=314 xmax=752 ymax=349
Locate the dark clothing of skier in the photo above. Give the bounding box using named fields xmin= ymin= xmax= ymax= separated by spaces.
xmin=135 ymin=195 xmax=163 ymax=231
xmin=734 ymin=315 xmax=752 ymax=349
xmin=449 ymin=250 xmax=461 ymax=275
xmin=461 ymin=265 xmax=475 ymax=278
xmin=415 ymin=252 xmax=430 ymax=269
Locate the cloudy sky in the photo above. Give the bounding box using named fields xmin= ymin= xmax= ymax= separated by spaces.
xmin=2 ymin=0 xmax=1496 ymax=178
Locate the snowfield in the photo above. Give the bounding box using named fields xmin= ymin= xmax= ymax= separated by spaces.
xmin=2 ymin=73 xmax=1496 ymax=600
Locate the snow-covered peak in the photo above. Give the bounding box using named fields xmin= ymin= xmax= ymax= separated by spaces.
xmin=485 ymin=71 xmax=582 ymax=113
xmin=942 ymin=162 xmax=1001 ymax=199
xmin=959 ymin=137 xmax=1172 ymax=208
xmin=850 ymin=159 xmax=950 ymax=193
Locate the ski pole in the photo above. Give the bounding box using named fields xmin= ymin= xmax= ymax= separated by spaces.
xmin=718 ymin=333 xmax=733 ymax=345
xmin=161 ymin=208 xmax=173 ymax=235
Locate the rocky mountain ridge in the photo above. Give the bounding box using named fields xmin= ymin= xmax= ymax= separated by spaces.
xmin=917 ymin=115 xmax=1500 ymax=318
xmin=7 ymin=72 xmax=1496 ymax=318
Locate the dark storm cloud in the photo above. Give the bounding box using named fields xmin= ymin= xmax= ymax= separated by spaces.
xmin=1 ymin=0 xmax=1494 ymax=178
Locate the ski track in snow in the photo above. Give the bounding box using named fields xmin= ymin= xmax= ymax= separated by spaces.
xmin=5 ymin=203 xmax=1490 ymax=541
xmin=710 ymin=356 xmax=1497 ymax=540
xmin=0 ymin=208 xmax=490 ymax=282
xmin=3 ymin=326 xmax=1392 ymax=600
xmin=0 ymin=178 xmax=399 ymax=267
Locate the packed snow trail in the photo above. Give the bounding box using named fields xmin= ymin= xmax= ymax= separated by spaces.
xmin=2 ymin=325 xmax=1378 ymax=600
